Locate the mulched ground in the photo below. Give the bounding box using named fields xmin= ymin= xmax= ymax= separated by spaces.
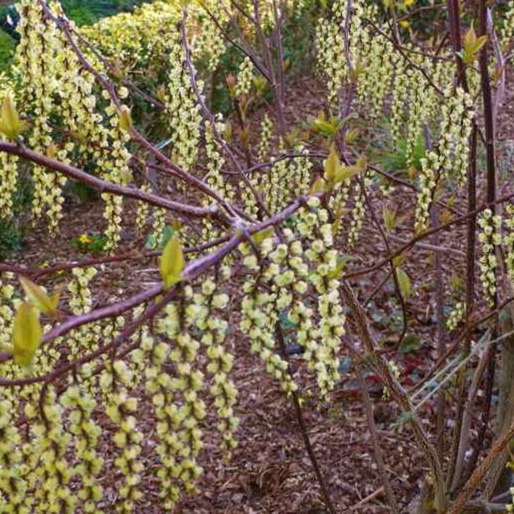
xmin=7 ymin=62 xmax=514 ymax=513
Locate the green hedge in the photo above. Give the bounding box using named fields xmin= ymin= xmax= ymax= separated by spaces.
xmin=57 ymin=0 xmax=150 ymax=26
xmin=0 ymin=29 xmax=14 ymax=71
xmin=0 ymin=1 xmax=151 ymax=29
xmin=0 ymin=1 xmax=156 ymax=70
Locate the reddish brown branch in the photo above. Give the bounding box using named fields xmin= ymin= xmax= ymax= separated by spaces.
xmin=0 ymin=142 xmax=218 ymax=218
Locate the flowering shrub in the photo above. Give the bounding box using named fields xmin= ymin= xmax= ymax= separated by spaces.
xmin=0 ymin=0 xmax=514 ymax=513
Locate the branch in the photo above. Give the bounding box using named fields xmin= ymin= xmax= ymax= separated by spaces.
xmin=343 ymin=189 xmax=514 ymax=281
xmin=340 ymin=280 xmax=447 ymax=511
xmin=356 ymin=364 xmax=399 ymax=513
xmin=0 ymin=195 xmax=314 ymax=380
xmin=0 ymin=142 xmax=218 ymax=218
xmin=447 ymin=422 xmax=514 ymax=514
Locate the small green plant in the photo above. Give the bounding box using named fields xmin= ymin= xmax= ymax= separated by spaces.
xmin=376 ymin=134 xmax=425 ymax=174
xmin=72 ymin=233 xmax=108 ymax=256
xmin=144 ymin=224 xmax=175 ymax=250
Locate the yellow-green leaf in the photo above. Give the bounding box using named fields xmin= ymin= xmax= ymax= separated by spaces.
xmin=335 ymin=165 xmax=360 ymax=184
xmin=46 ymin=143 xmax=59 ymax=159
xmin=252 ymin=227 xmax=274 ymax=244
xmin=310 ymin=175 xmax=326 ymax=194
xmin=110 ymin=59 xmax=125 ymax=81
xmin=462 ymin=25 xmax=487 ymax=64
xmin=253 ymin=75 xmax=267 ymax=93
xmin=48 ymin=285 xmax=63 ymax=314
xmin=327 ymin=262 xmax=344 ymax=280
xmin=12 ymin=302 xmax=42 ymax=368
xmin=396 ymin=268 xmax=412 ymax=301
xmin=325 ymin=145 xmax=340 ymax=182
xmin=392 ymin=254 xmax=405 ymax=268
xmin=160 ymin=233 xmax=185 ymax=289
xmin=344 ymin=128 xmax=360 ymax=144
xmin=285 ymin=129 xmax=299 ymax=147
xmin=118 ymin=105 xmax=133 ymax=132
xmin=19 ymin=276 xmax=61 ymax=317
xmin=356 ymin=155 xmax=368 ymax=170
xmin=383 ymin=206 xmax=397 ymax=234
xmin=463 ymin=24 xmax=477 ymax=50
xmin=0 ymin=95 xmax=27 ymax=140
xmin=451 ymin=274 xmax=463 ymax=292
xmin=2 ymin=95 xmax=19 ymax=131
xmin=312 ymin=112 xmax=339 ymax=137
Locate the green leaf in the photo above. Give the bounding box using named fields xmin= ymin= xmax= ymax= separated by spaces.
xmin=333 ymin=155 xmax=366 ymax=185
xmin=144 ymin=233 xmax=157 ymax=250
xmin=344 ymin=128 xmax=360 ymax=144
xmin=399 ymin=334 xmax=421 ymax=354
xmin=160 ymin=225 xmax=175 ymax=247
xmin=160 ymin=233 xmax=185 ymax=289
xmin=391 ymin=410 xmax=414 ymax=431
xmin=463 ymin=24 xmax=478 ymax=50
xmin=312 ymin=112 xmax=341 ymax=137
xmin=310 ymin=175 xmax=326 ymax=194
xmin=392 ymin=255 xmax=405 ymax=268
xmin=145 ymin=226 xmax=176 ymax=250
xmin=12 ymin=302 xmax=42 ymax=368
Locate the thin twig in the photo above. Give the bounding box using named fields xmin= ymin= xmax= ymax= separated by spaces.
xmin=356 ymin=365 xmax=399 ymax=513
xmin=275 ymin=324 xmax=336 ymax=514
